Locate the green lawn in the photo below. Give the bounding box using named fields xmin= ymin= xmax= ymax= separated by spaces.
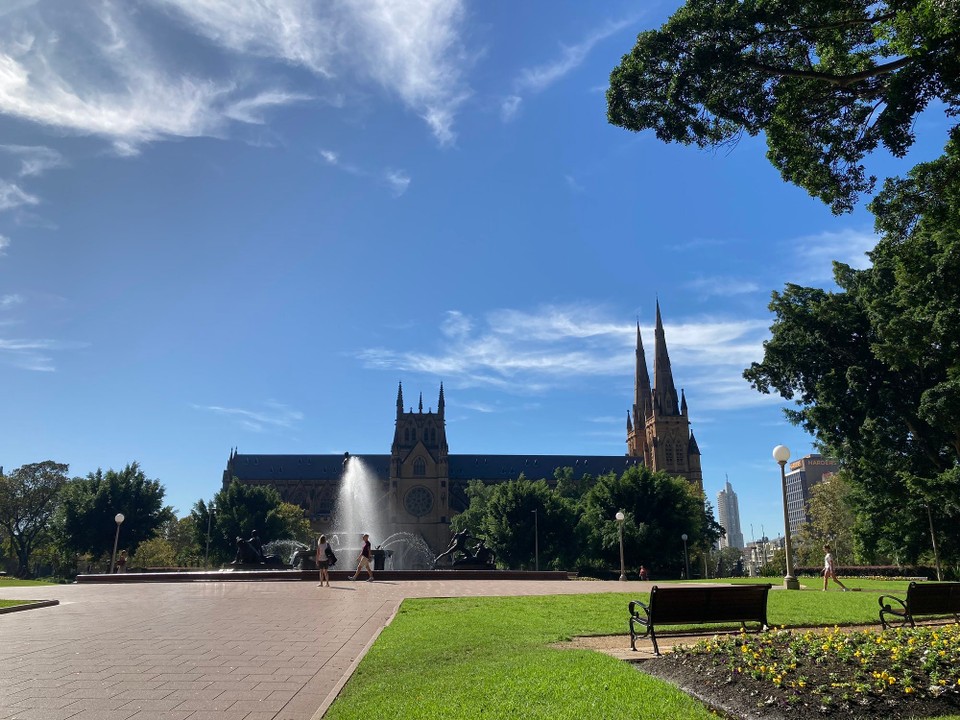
xmin=0 ymin=578 xmax=57 ymax=587
xmin=0 ymin=577 xmax=57 ymax=610
xmin=326 ymin=581 xmax=960 ymax=720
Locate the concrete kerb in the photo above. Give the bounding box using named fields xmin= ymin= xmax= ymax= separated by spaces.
xmin=0 ymin=598 xmax=59 ymax=614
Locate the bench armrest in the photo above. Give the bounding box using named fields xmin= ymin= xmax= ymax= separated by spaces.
xmin=628 ymin=599 xmax=651 ymax=651
xmin=878 ymin=593 xmax=907 ymax=630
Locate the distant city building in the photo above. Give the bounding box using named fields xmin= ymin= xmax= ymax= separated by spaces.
xmin=784 ymin=454 xmax=839 ymax=534
xmin=222 ymin=303 xmax=703 ymax=553
xmin=716 ymin=477 xmax=744 ymax=549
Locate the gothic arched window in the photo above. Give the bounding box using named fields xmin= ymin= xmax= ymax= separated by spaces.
xmin=413 ymin=457 xmax=426 ymax=476
xmin=665 ymin=443 xmax=675 ymax=467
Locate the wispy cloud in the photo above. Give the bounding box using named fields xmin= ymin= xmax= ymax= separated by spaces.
xmin=0 ymin=337 xmax=86 ymax=372
xmin=787 ymin=228 xmax=877 ymax=283
xmin=319 ymin=148 xmax=412 ymax=197
xmin=0 ymin=145 xmax=65 ymax=176
xmin=684 ymin=275 xmax=760 ymax=298
xmin=356 ymin=303 xmax=777 ymax=412
xmin=501 ymin=16 xmax=637 ymax=124
xmin=0 ymin=180 xmax=39 ymax=212
xmin=154 ymin=0 xmax=471 ymax=145
xmin=0 ymin=234 xmax=9 ymax=254
xmin=0 ymin=1 xmax=472 ymax=153
xmin=193 ymin=400 xmax=304 ymax=432
xmin=0 ymin=293 xmax=24 ymax=308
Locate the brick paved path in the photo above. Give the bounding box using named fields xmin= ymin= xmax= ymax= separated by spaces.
xmin=0 ymin=579 xmax=654 ymax=720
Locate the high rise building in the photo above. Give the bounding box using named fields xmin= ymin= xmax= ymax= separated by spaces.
xmin=784 ymin=454 xmax=838 ymax=534
xmin=716 ymin=477 xmax=744 ymax=549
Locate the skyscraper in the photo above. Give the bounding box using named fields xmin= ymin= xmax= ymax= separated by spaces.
xmin=717 ymin=477 xmax=744 ymax=549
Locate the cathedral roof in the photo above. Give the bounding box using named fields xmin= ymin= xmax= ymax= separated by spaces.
xmin=225 ymin=453 xmax=642 ymax=484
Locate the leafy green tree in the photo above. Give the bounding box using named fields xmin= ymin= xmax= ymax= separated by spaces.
xmin=607 ymin=0 xmax=960 ymax=213
xmin=579 ymin=465 xmax=707 ymax=578
xmin=716 ymin=546 xmax=745 ymax=577
xmin=196 ymin=481 xmax=307 ymax=563
xmin=744 ymin=143 xmax=960 ymax=570
xmin=452 ymin=477 xmax=577 ymax=570
xmin=795 ymin=471 xmax=858 ymax=565
xmin=60 ymin=463 xmax=172 ymax=559
xmin=131 ymin=537 xmax=177 ymax=568
xmin=0 ymin=461 xmax=69 ymax=577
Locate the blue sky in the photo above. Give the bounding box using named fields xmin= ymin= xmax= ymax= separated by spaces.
xmin=1 ymin=1 xmax=952 ymax=544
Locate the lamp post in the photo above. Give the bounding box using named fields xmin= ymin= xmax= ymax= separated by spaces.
xmin=773 ymin=445 xmax=801 ymax=590
xmin=616 ymin=511 xmax=626 ymax=581
xmin=531 ymin=508 xmax=539 ymax=571
xmin=110 ymin=513 xmax=125 ymax=574
xmin=205 ymin=503 xmax=216 ymax=568
xmin=681 ymin=533 xmax=689 ymax=580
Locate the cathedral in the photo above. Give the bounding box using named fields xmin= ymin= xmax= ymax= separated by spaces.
xmin=222 ymin=302 xmax=702 ymax=552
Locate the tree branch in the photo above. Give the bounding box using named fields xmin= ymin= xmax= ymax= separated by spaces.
xmin=745 ymin=55 xmax=918 ymax=87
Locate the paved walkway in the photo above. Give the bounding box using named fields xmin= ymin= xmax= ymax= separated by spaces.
xmin=0 ymin=578 xmax=658 ymax=720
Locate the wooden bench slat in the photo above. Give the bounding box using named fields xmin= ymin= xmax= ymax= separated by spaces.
xmin=878 ymin=582 xmax=960 ymax=629
xmin=629 ymin=584 xmax=771 ymax=655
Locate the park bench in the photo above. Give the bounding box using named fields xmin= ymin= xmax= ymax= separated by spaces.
xmin=629 ymin=584 xmax=772 ymax=655
xmin=878 ymin=581 xmax=960 ymax=630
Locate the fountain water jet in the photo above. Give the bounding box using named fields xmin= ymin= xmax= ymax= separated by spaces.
xmin=332 ymin=455 xmax=388 ymax=551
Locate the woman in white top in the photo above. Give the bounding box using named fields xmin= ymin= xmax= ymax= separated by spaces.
xmin=823 ymin=544 xmax=848 ymax=591
xmin=316 ymin=535 xmax=331 ymax=587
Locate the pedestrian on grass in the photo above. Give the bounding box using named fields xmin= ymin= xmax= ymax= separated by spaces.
xmin=823 ymin=544 xmax=848 ymax=591
xmin=115 ymin=550 xmax=127 ymax=573
xmin=350 ymin=533 xmax=374 ymax=582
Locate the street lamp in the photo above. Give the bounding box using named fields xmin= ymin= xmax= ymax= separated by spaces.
xmin=110 ymin=513 xmax=125 ymax=574
xmin=681 ymin=533 xmax=689 ymax=580
xmin=205 ymin=503 xmax=216 ymax=568
xmin=531 ymin=509 xmax=539 ymax=572
xmin=615 ymin=511 xmax=626 ymax=581
xmin=773 ymin=445 xmax=801 ymax=590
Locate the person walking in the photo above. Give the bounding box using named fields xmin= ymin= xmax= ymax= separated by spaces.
xmin=316 ymin=535 xmax=331 ymax=587
xmin=115 ymin=550 xmax=127 ymax=573
xmin=350 ymin=533 xmax=374 ymax=582
xmin=823 ymin=544 xmax=848 ymax=591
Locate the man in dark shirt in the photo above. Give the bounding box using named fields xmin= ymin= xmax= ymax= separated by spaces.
xmin=350 ymin=533 xmax=374 ymax=582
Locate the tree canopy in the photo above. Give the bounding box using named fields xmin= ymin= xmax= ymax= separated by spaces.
xmin=0 ymin=461 xmax=69 ymax=577
xmin=60 ymin=463 xmax=171 ymax=558
xmin=744 ymin=142 xmax=960 ymax=569
xmin=607 ymin=0 xmax=960 ymax=212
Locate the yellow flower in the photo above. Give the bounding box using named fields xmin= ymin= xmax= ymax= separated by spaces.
xmin=905 ymin=687 xmax=915 ymax=694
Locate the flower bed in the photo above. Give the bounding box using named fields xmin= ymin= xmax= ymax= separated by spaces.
xmin=643 ymin=623 xmax=960 ymax=719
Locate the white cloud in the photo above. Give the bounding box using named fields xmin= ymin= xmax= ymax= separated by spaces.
xmin=513 ymin=18 xmax=635 ymax=96
xmin=787 ymin=228 xmax=878 ymax=283
xmin=384 ymin=169 xmax=410 ymax=196
xmin=0 ymin=336 xmax=86 ymax=372
xmin=0 ymin=293 xmax=24 ymax=308
xmin=319 ymin=147 xmax=411 ymax=197
xmin=0 ymin=234 xmax=9 ymax=254
xmin=684 ymin=275 xmax=761 ymax=298
xmin=154 ymin=0 xmax=472 ymax=145
xmin=193 ymin=400 xmax=304 ymax=432
xmin=500 ymin=95 xmax=521 ymax=123
xmin=0 ymin=144 xmax=65 ymax=176
xmin=0 ymin=180 xmax=39 ymax=211
xmin=356 ymin=304 xmax=775 ymax=414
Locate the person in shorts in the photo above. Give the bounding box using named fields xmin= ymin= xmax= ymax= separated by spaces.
xmin=350 ymin=533 xmax=374 ymax=582
xmin=316 ymin=535 xmax=331 ymax=587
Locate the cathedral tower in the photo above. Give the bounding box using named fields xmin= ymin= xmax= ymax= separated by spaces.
xmin=388 ymin=383 xmax=451 ymax=549
xmin=627 ymin=303 xmax=703 ymax=493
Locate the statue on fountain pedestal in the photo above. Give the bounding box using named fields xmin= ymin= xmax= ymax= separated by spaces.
xmin=434 ymin=529 xmax=496 ymax=569
xmin=231 ymin=530 xmax=284 ymax=567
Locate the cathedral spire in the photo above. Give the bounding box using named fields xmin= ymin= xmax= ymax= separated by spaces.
xmin=438 ymin=383 xmax=445 ymax=416
xmin=418 ymin=392 xmax=423 ymax=413
xmin=396 ymin=382 xmax=404 ymax=417
xmin=634 ymin=321 xmax=653 ymax=422
xmin=653 ymin=300 xmax=680 ymax=415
